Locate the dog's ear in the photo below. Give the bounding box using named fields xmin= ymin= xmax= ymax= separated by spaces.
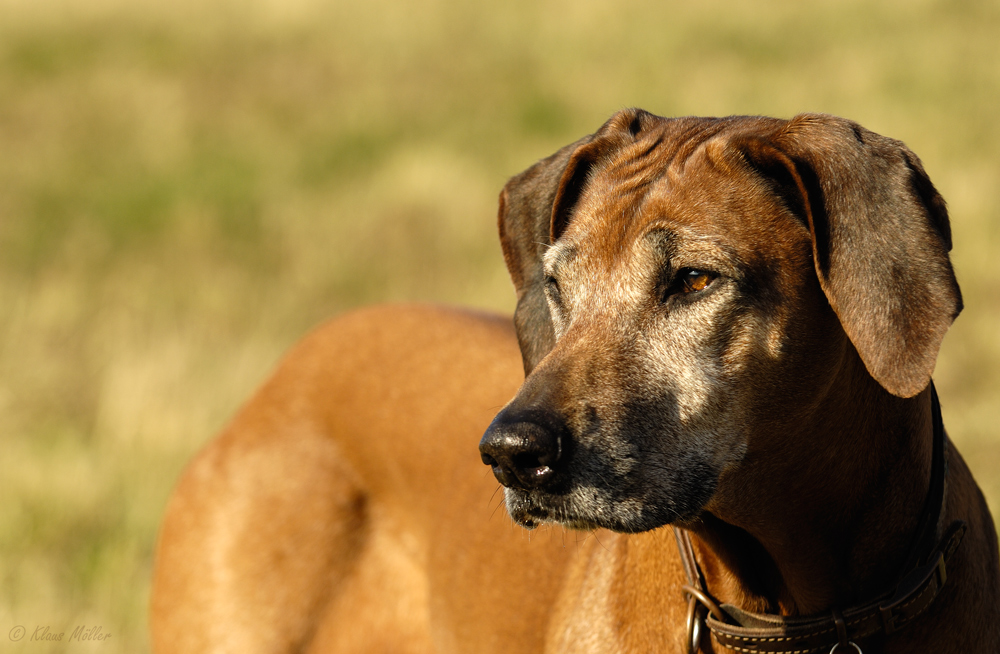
xmin=499 ymin=108 xmax=656 ymax=375
xmin=736 ymin=114 xmax=962 ymax=398
xmin=498 ymin=140 xmax=582 ymax=375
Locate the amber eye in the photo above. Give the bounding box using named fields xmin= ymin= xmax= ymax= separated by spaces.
xmin=679 ymin=269 xmax=716 ymax=294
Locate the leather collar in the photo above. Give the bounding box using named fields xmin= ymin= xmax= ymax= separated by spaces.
xmin=674 ymin=382 xmax=966 ymax=654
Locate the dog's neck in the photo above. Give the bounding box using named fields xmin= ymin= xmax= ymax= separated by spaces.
xmin=688 ymin=359 xmax=936 ymax=617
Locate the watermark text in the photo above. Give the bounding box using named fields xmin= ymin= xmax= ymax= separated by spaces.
xmin=8 ymin=624 xmax=111 ymax=643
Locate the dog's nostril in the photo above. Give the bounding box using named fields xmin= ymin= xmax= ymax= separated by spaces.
xmin=512 ymin=452 xmax=552 ymax=474
xmin=479 ymin=417 xmax=563 ymax=490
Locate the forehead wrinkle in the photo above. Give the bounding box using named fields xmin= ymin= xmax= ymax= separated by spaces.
xmin=586 ymin=134 xmax=738 ymax=257
xmin=588 ymin=159 xmax=682 ymax=260
xmin=662 ymin=119 xmax=762 ymax=191
xmin=559 ymin=116 xmax=788 ymax=276
xmin=656 ymin=117 xmax=746 ymax=179
xmin=587 ymin=118 xmax=734 ymax=226
xmin=602 ymin=135 xmax=667 ymax=190
xmin=562 ymin=178 xmax=649 ymax=269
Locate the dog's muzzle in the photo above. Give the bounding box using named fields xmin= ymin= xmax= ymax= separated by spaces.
xmin=479 ymin=412 xmax=563 ymax=490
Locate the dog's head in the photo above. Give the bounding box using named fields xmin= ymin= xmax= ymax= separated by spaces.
xmin=480 ymin=109 xmax=961 ymax=533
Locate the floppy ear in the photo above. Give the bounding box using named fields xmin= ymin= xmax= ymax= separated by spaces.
xmin=737 ymin=114 xmax=962 ymax=398
xmin=497 ymin=140 xmax=582 ymax=375
xmin=498 ymin=109 xmax=656 ymax=375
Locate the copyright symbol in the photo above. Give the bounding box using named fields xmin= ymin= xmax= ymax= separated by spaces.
xmin=9 ymin=625 xmax=26 ymax=641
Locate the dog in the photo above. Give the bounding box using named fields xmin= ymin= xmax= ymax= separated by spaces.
xmin=151 ymin=109 xmax=1000 ymax=653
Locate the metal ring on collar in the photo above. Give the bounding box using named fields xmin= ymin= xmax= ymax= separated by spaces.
xmin=829 ymin=641 xmax=863 ymax=654
xmin=680 ymin=584 xmax=726 ymax=622
xmin=685 ymin=597 xmax=702 ymax=654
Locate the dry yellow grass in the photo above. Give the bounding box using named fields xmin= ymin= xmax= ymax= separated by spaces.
xmin=1 ymin=0 xmax=998 ymax=651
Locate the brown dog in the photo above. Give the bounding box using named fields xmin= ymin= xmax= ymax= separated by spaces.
xmin=151 ymin=109 xmax=1000 ymax=653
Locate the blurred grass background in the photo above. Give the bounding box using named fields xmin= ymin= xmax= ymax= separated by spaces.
xmin=0 ymin=0 xmax=998 ymax=650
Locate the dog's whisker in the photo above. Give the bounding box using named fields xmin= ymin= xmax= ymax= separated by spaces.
xmin=489 ymin=484 xmax=503 ymax=505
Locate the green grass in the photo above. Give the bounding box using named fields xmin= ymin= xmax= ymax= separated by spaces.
xmin=1 ymin=0 xmax=999 ymax=650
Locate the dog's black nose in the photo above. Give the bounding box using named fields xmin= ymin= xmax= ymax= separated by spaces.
xmin=479 ymin=418 xmax=562 ymax=490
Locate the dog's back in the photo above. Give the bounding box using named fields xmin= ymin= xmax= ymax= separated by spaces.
xmin=151 ymin=304 xmax=574 ymax=653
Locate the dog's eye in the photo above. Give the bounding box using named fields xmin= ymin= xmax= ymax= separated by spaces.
xmin=665 ymin=269 xmax=717 ymax=300
xmin=680 ymin=270 xmax=715 ymax=293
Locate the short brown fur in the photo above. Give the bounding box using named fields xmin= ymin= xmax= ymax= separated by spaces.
xmin=152 ymin=110 xmax=999 ymax=653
